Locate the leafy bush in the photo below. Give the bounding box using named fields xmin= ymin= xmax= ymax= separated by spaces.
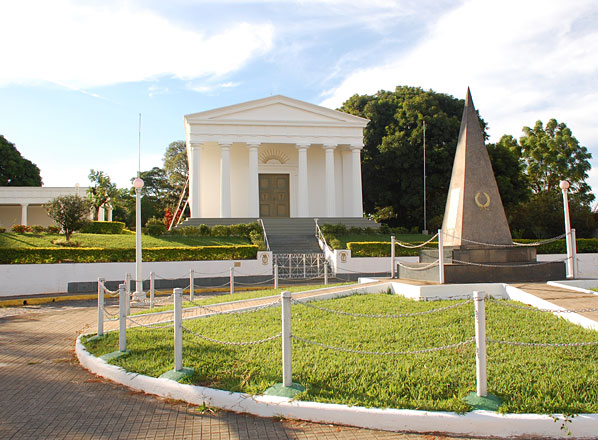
xmin=81 ymin=221 xmax=125 ymax=234
xmin=249 ymin=230 xmax=266 ymax=250
xmin=0 ymin=227 xmax=6 ymax=233
xmin=170 ymin=222 xmax=261 ymax=239
xmin=31 ymin=225 xmax=46 ymax=233
xmin=145 ymin=217 xmax=166 ymax=236
xmin=211 ymin=225 xmax=229 ymax=237
xmin=51 ymin=238 xmax=81 ymax=247
xmin=46 ymin=225 xmax=60 ymax=233
xmin=0 ymin=245 xmax=258 ymax=264
xmin=11 ymin=224 xmax=31 ymax=233
xmin=46 ymin=194 xmax=90 ymax=241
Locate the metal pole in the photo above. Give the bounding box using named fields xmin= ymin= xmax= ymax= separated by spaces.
xmin=390 ymin=235 xmax=396 ymax=278
xmin=230 ymin=267 xmax=234 ymax=295
xmin=133 ymin=176 xmax=145 ymax=301
xmin=125 ymin=273 xmax=131 ymax=315
xmin=150 ymin=272 xmax=155 ymax=309
xmin=189 ymin=269 xmax=194 ymax=301
xmin=97 ymin=277 xmax=105 ymax=337
xmin=174 ymin=288 xmax=183 ymax=371
xmin=560 ymin=181 xmax=574 ymax=278
xmin=571 ymin=228 xmax=577 ymax=278
xmin=119 ymin=284 xmax=127 ymax=353
xmin=423 ymin=120 xmax=427 ymax=235
xmin=474 ymin=291 xmax=487 ymax=397
xmin=274 ymin=264 xmax=279 ymax=289
xmin=281 ymin=291 xmax=292 ymax=387
xmin=324 ymin=261 xmax=328 ymax=285
xmin=438 ymin=229 xmax=445 ymax=284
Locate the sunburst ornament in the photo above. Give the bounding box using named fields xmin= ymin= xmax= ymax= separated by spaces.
xmin=259 ymin=148 xmax=289 ymax=164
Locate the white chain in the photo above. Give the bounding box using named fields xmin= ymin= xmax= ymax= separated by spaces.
xmin=186 ymin=298 xmax=281 ymax=316
xmin=126 ymin=315 xmax=174 ymax=329
xmin=234 ymin=277 xmax=276 ymax=286
xmin=183 ymin=326 xmax=281 ymax=346
xmin=488 ymin=298 xmax=598 ymax=314
xmin=103 ymin=307 xmax=119 ymax=318
xmin=293 ymin=298 xmax=472 ymax=318
xmin=292 ymin=335 xmax=475 ymax=356
xmin=452 ymin=258 xmax=567 ymax=268
xmin=443 ymin=232 xmax=566 ymax=248
xmin=511 ymin=234 xmax=567 ymax=247
xmin=488 ymin=338 xmax=598 ymax=348
xmin=394 ymin=233 xmax=439 ymax=249
xmin=396 ymin=259 xmax=439 ymax=271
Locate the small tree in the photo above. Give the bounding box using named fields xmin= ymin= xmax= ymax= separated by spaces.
xmin=46 ymin=195 xmax=90 ymax=241
xmin=87 ymin=169 xmax=118 ymax=220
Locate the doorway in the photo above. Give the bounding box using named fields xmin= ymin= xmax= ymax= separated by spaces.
xmin=259 ymin=174 xmax=290 ymax=217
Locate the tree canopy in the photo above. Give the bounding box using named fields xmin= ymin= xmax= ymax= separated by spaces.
xmin=46 ymin=195 xmax=90 ymax=241
xmin=87 ymin=169 xmax=118 ymax=220
xmin=0 ymin=135 xmax=42 ymax=186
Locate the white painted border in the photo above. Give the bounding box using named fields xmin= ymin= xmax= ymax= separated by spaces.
xmin=76 ymin=337 xmax=598 ymax=439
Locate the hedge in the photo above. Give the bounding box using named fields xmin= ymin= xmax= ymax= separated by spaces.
xmin=347 ymin=239 xmax=598 ymax=258
xmin=81 ymin=221 xmax=126 ymax=234
xmin=0 ymin=245 xmax=258 ymax=264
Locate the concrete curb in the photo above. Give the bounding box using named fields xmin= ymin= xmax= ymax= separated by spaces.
xmin=76 ymin=336 xmax=598 ymax=439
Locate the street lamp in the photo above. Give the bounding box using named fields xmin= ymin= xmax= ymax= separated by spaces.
xmin=133 ymin=176 xmax=145 ymax=300
xmin=559 ymin=180 xmax=574 ymax=278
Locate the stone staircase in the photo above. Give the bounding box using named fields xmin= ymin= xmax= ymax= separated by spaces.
xmin=261 ymin=218 xmax=321 ymax=254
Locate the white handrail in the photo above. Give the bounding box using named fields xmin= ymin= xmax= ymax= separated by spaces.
xmin=257 ymin=218 xmax=270 ymax=251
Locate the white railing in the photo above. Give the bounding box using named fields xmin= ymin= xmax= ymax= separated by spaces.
xmin=258 ymin=218 xmax=270 ymax=251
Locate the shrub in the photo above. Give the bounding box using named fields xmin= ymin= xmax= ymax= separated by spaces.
xmin=145 ymin=217 xmax=166 ymax=236
xmin=46 ymin=195 xmax=91 ymax=240
xmin=11 ymin=224 xmax=31 ymax=233
xmin=0 ymin=227 xmax=6 ymax=233
xmin=0 ymin=245 xmax=258 ymax=264
xmin=81 ymin=221 xmax=125 ymax=234
xmin=51 ymin=238 xmax=81 ymax=247
xmin=198 ymin=224 xmax=211 ymax=236
xmin=249 ymin=230 xmax=266 ymax=250
xmin=31 ymin=225 xmax=46 ymax=233
xmin=46 ymin=225 xmax=60 ymax=233
xmin=211 ymin=225 xmax=229 ymax=237
xmin=329 ymin=238 xmax=342 ymax=249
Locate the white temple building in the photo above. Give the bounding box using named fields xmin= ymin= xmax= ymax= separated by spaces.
xmin=184 ymin=95 xmax=369 ymax=219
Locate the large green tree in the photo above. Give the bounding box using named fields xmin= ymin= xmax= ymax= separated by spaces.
xmin=0 ymin=135 xmax=42 ymax=186
xmin=46 ymin=195 xmax=90 ymax=241
xmin=163 ymin=141 xmax=188 ymax=191
xmin=87 ymin=170 xmax=118 ymax=220
xmin=519 ymin=119 xmax=593 ymax=204
xmin=340 ymin=86 xmax=485 ymax=228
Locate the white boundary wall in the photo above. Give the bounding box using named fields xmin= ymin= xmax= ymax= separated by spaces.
xmin=0 ymin=252 xmax=272 ymax=297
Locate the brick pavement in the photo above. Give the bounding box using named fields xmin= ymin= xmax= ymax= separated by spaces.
xmin=0 ymin=299 xmax=475 ymax=440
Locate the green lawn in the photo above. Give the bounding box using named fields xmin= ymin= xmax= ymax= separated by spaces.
xmin=332 ymin=233 xmax=434 ymax=249
xmin=84 ymin=293 xmax=598 ymax=414
xmin=0 ymin=232 xmax=249 ymax=249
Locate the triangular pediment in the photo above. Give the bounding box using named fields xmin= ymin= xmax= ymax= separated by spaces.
xmin=185 ymin=95 xmax=368 ymax=126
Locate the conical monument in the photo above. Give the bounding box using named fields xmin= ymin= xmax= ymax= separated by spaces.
xmin=398 ymin=89 xmax=566 ymax=283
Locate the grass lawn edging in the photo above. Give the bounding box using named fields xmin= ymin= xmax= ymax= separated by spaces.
xmin=75 ymin=335 xmax=598 ymax=439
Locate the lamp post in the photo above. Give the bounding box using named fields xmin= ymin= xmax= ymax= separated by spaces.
xmin=422 ymin=120 xmax=428 ymax=235
xmin=560 ymin=180 xmax=574 ymax=278
xmin=133 ymin=176 xmax=145 ymax=300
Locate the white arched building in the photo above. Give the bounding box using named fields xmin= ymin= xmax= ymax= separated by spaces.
xmin=184 ymin=95 xmax=369 ymax=219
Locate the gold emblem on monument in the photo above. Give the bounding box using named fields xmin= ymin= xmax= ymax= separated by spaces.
xmin=474 ymin=191 xmax=490 ymax=209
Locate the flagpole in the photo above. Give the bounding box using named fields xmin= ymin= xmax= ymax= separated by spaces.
xmin=423 ymin=120 xmax=428 ymax=235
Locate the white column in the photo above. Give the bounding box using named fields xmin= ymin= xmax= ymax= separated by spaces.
xmin=220 ymin=143 xmax=232 ymax=218
xmin=247 ymin=143 xmax=260 ymax=218
xmin=21 ymin=204 xmax=28 ymax=226
xmin=189 ymin=144 xmax=202 ymax=218
xmin=350 ymin=146 xmax=363 ymax=217
xmin=106 ymin=205 xmax=113 ymax=222
xmin=324 ymin=144 xmax=336 ymax=217
xmin=98 ymin=205 xmax=105 ymax=221
xmin=296 ymin=144 xmax=310 ymax=217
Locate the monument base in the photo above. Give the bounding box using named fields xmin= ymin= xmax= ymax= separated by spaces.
xmin=399 ymin=246 xmax=566 ymax=284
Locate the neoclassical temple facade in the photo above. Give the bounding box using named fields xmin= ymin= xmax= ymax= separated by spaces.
xmin=184 ymin=95 xmax=369 ymax=219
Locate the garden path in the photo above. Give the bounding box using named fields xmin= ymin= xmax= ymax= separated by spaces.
xmin=512 ymin=283 xmax=598 ymax=321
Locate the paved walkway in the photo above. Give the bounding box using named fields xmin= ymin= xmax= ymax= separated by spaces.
xmin=0 ymin=298 xmax=474 ymax=440
xmin=512 ymin=283 xmax=598 ymax=321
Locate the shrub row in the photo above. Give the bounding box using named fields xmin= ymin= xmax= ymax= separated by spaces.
xmin=170 ymin=222 xmax=262 ymax=238
xmin=0 ymin=245 xmax=258 ymax=264
xmin=8 ymin=224 xmax=60 ymax=233
xmin=347 ymin=239 xmax=598 ymax=258
xmin=81 ymin=221 xmax=126 ymax=234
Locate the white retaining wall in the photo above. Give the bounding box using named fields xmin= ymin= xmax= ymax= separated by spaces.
xmin=0 ymin=252 xmax=272 ymax=297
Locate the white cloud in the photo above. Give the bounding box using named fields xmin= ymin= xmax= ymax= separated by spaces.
xmin=0 ymin=0 xmax=274 ymax=89
xmin=187 ymin=81 xmax=241 ymax=93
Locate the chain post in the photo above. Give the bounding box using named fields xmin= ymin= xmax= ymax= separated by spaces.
xmin=230 ymin=267 xmax=235 ymax=295
xmin=149 ymin=272 xmax=155 ymax=309
xmin=97 ymin=277 xmax=105 ymax=337
xmin=390 ymin=235 xmax=396 ymax=278
xmin=474 ymin=290 xmax=487 ymax=397
xmin=119 ymin=284 xmax=127 ymax=353
xmin=281 ymin=291 xmax=292 ymax=387
xmin=189 ymin=269 xmax=194 ymax=301
xmin=324 ymin=260 xmax=328 ymax=285
xmin=125 ymin=273 xmax=131 ymax=315
xmin=174 ymin=288 xmax=183 ymax=371
xmin=274 ymin=264 xmax=279 ymax=289
xmin=438 ymin=229 xmax=445 ymax=284
xmin=571 ymin=228 xmax=577 ymax=278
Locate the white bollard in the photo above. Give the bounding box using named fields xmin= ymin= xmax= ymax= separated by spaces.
xmin=189 ymin=269 xmax=195 ymax=301
xmin=571 ymin=228 xmax=577 ymax=279
xmin=230 ymin=267 xmax=235 ymax=295
xmin=281 ymin=291 xmax=292 ymax=387
xmin=474 ymin=291 xmax=487 ymax=397
xmin=174 ymin=288 xmax=183 ymax=371
xmin=324 ymin=262 xmax=328 ymax=285
xmin=125 ymin=273 xmax=131 ymax=315
xmin=438 ymin=229 xmax=445 ymax=284
xmin=274 ymin=264 xmax=279 ymax=289
xmin=119 ymin=284 xmax=127 ymax=353
xmin=97 ymin=277 xmax=105 ymax=337
xmin=149 ymin=272 xmax=155 ymax=309
xmin=390 ymin=236 xmax=396 ymax=278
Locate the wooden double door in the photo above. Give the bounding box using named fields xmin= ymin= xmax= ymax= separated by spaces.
xmin=259 ymin=174 xmax=290 ymax=217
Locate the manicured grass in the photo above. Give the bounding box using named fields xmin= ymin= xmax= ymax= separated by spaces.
xmin=84 ymin=293 xmax=598 ymax=414
xmin=333 ymin=233 xmax=433 ymax=249
xmin=0 ymin=232 xmax=249 ymax=249
xmin=136 ymin=283 xmax=353 ymax=314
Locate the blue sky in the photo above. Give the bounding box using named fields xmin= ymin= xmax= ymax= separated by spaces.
xmin=1 ymin=0 xmax=598 ymax=204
